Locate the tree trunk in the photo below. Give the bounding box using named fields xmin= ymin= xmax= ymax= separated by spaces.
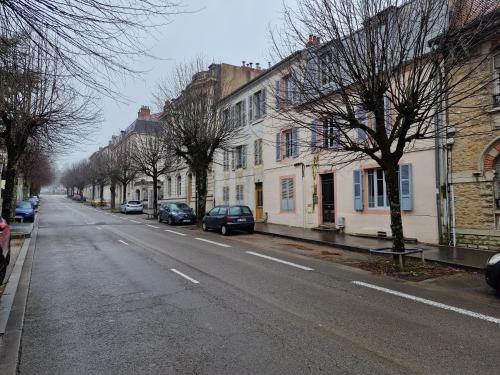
xmin=122 ymin=182 xmax=127 ymax=204
xmin=110 ymin=182 xmax=116 ymax=210
xmin=99 ymin=184 xmax=104 ymax=206
xmin=194 ymin=168 xmax=208 ymax=227
xmin=152 ymin=174 xmax=158 ymax=217
xmin=1 ymin=154 xmax=18 ymax=222
xmin=384 ymin=163 xmax=405 ymax=259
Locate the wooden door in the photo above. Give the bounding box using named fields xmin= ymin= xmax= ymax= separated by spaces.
xmin=321 ymin=173 xmax=335 ymax=223
xmin=255 ymin=183 xmax=263 ymax=220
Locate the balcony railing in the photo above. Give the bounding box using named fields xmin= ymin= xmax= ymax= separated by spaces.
xmin=494 ymin=94 xmax=500 ymax=107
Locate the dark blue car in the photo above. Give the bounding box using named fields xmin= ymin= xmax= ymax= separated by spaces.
xmin=158 ymin=202 xmax=196 ymax=225
xmin=202 ymin=205 xmax=254 ymax=236
xmin=15 ymin=201 xmax=35 ymax=222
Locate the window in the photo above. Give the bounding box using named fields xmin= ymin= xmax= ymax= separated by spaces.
xmin=494 ymin=52 xmax=500 ymax=106
xmin=323 ymin=117 xmax=340 ymax=149
xmin=284 ymin=129 xmax=294 ymax=158
xmin=234 ymin=100 xmax=246 ymax=127
xmin=222 ymin=186 xmax=229 ymax=204
xmin=254 ymin=139 xmax=263 ymax=165
xmin=236 ymin=184 xmax=244 ymax=203
xmin=229 ymin=206 xmax=252 ymax=215
xmin=233 ymin=145 xmax=247 ymax=169
xmin=167 ymin=177 xmax=172 ymax=196
xmin=208 ymin=207 xmax=219 ymax=216
xmin=357 ymin=107 xmax=369 ymax=143
xmin=223 ymin=150 xmax=230 ymax=171
xmin=367 ymin=169 xmax=389 ymax=208
xmin=320 ymin=53 xmax=332 ymax=86
xmin=176 ymin=175 xmax=182 ymax=196
xmin=253 ymin=89 xmax=266 ymax=120
xmin=281 ymin=178 xmax=294 ymax=211
xmin=157 ymin=186 xmax=164 ymax=200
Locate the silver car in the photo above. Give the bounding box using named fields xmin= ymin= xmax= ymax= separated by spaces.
xmin=120 ymin=200 xmax=143 ymax=214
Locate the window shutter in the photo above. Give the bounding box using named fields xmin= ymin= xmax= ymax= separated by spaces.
xmin=323 ymin=119 xmax=329 ymax=148
xmin=261 ymin=89 xmax=267 ymax=115
xmin=241 ymin=100 xmax=246 ymax=126
xmin=292 ymin=127 xmax=299 ymax=157
xmin=248 ymin=96 xmax=253 ymax=122
xmin=275 ymin=132 xmax=281 ymax=161
xmin=254 ymin=140 xmax=258 ymax=165
xmin=399 ymin=164 xmax=413 ymax=211
xmin=281 ymin=179 xmax=287 ymax=211
xmin=310 ymin=120 xmax=317 ymax=150
xmin=353 ymin=170 xmax=363 ymax=211
xmin=289 ymin=179 xmax=294 ymax=210
xmin=275 ymin=80 xmax=281 ymax=110
xmin=242 ymin=145 xmax=247 ymax=169
xmin=231 ymin=149 xmax=235 ymax=170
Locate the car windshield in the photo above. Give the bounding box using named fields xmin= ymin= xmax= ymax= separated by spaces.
xmin=17 ymin=201 xmax=32 ymax=209
xmin=229 ymin=206 xmax=252 ymax=215
xmin=171 ymin=203 xmax=190 ymax=210
xmin=128 ymin=201 xmax=141 ymax=205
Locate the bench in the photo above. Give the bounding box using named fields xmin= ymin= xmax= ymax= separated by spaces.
xmin=369 ymin=247 xmax=425 ymax=270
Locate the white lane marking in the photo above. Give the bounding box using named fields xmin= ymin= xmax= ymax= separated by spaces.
xmin=146 ymin=224 xmax=160 ymax=229
xmin=165 ymin=229 xmax=187 ymax=236
xmin=170 ymin=268 xmax=199 ymax=284
xmin=246 ymin=251 xmax=314 ymax=271
xmin=118 ymin=240 xmax=129 ymax=246
xmin=96 ymin=227 xmax=102 ymax=230
xmin=85 ymin=222 xmax=95 ymax=225
xmin=130 ymin=220 xmax=140 ymax=223
xmin=195 ymin=237 xmax=231 ymax=248
xmin=104 ymin=213 xmax=110 ymax=215
xmin=352 ymin=281 xmax=500 ymax=325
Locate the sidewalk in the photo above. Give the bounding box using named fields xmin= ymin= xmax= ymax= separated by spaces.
xmin=255 ymin=223 xmax=494 ymax=270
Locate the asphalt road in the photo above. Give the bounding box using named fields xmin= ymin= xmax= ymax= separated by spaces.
xmin=17 ymin=195 xmax=500 ymax=374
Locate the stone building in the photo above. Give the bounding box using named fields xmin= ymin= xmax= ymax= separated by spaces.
xmin=446 ymin=6 xmax=500 ymax=248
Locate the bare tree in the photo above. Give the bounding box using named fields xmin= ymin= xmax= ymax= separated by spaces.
xmin=61 ymin=160 xmax=91 ymax=197
xmin=18 ymin=143 xmax=55 ymax=197
xmin=129 ymin=127 xmax=172 ymax=217
xmin=271 ymin=0 xmax=499 ymax=260
xmin=89 ymin=151 xmax=110 ymax=205
xmin=0 ymin=31 xmax=97 ymax=220
xmin=0 ymin=0 xmax=182 ymax=94
xmin=114 ymin=144 xmax=138 ymax=204
xmin=160 ymin=59 xmax=239 ymax=224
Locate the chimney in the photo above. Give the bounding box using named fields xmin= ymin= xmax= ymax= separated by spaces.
xmin=306 ymin=34 xmax=321 ymax=47
xmin=255 ymin=63 xmax=260 ymax=70
xmin=242 ymin=60 xmax=246 ymax=67
xmin=138 ymin=105 xmax=151 ymax=120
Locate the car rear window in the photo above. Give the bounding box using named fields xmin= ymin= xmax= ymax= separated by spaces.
xmin=171 ymin=203 xmax=190 ymax=210
xmin=17 ymin=202 xmax=32 ymax=209
xmin=229 ymin=206 xmax=252 ymax=215
xmin=128 ymin=201 xmax=141 ymax=205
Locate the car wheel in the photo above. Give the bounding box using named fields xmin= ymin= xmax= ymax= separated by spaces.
xmin=168 ymin=216 xmax=173 ymax=226
xmin=202 ymin=222 xmax=208 ymax=231
xmin=221 ymin=224 xmax=230 ymax=236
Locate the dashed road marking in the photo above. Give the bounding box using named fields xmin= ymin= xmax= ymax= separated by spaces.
xmin=170 ymin=269 xmax=199 ymax=284
xmin=165 ymin=229 xmax=187 ymax=236
xmin=146 ymin=224 xmax=160 ymax=229
xmin=351 ymin=281 xmax=500 ymax=325
xmin=130 ymin=220 xmax=140 ymax=223
xmin=246 ymin=251 xmax=314 ymax=271
xmin=194 ymin=238 xmax=231 ymax=248
xmin=118 ymin=240 xmax=129 ymax=246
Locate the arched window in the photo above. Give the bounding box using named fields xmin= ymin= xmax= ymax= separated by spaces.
xmin=177 ymin=175 xmax=182 ymax=196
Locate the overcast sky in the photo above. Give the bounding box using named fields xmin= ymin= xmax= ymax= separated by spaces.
xmin=57 ymin=0 xmax=297 ymax=169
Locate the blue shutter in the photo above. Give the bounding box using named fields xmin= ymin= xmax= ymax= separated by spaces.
xmin=399 ymin=164 xmax=413 ymax=211
xmin=310 ymin=120 xmax=317 ymax=150
xmin=353 ymin=170 xmax=363 ymax=211
xmin=261 ymin=89 xmax=267 ymax=115
xmin=275 ymin=132 xmax=281 ymax=161
xmin=275 ymin=80 xmax=281 ymax=110
xmin=292 ymin=127 xmax=299 ymax=157
xmin=241 ymin=100 xmax=246 ymax=126
xmin=248 ymin=96 xmax=253 ymax=122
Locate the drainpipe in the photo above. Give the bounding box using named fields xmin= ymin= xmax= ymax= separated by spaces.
xmin=450 ymin=184 xmax=457 ymax=247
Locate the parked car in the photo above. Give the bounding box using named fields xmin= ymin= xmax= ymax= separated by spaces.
xmin=0 ymin=217 xmax=11 ymax=284
xmin=29 ymin=196 xmax=40 ymax=208
xmin=15 ymin=201 xmax=35 ymax=222
xmin=202 ymin=205 xmax=254 ymax=235
xmin=120 ymin=200 xmax=143 ymax=214
xmin=486 ymin=252 xmax=500 ymax=292
xmin=158 ymin=202 xmax=196 ymax=225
